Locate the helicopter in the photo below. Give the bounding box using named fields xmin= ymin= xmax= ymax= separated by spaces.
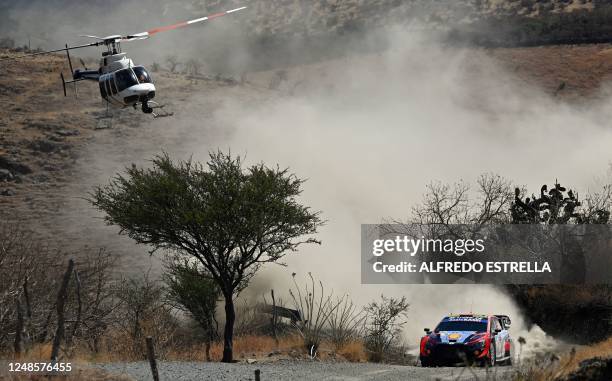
xmin=1 ymin=6 xmax=247 ymax=118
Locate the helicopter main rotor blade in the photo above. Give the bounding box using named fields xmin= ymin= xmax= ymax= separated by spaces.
xmin=123 ymin=6 xmax=247 ymax=40
xmin=80 ymin=34 xmax=105 ymax=40
xmin=0 ymin=41 xmax=101 ymax=61
xmin=121 ymin=36 xmax=148 ymax=42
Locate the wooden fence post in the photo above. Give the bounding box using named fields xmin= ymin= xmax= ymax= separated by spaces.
xmin=50 ymin=258 xmax=74 ymax=363
xmin=271 ymin=289 xmax=278 ymax=347
xmin=146 ymin=336 xmax=160 ymax=381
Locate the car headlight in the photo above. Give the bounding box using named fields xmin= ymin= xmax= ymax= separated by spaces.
xmin=466 ymin=334 xmax=487 ymax=348
xmin=472 ymin=340 xmax=485 ymax=349
xmin=422 ymin=335 xmax=440 ymax=352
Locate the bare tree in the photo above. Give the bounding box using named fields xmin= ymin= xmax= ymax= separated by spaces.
xmin=184 ymin=58 xmax=204 ymax=76
xmin=113 ymin=272 xmax=177 ymax=358
xmin=412 ymin=173 xmax=513 ymax=226
xmin=68 ymin=249 xmax=119 ymax=353
xmin=165 ymin=56 xmax=181 ymax=73
xmin=233 ymin=300 xmax=267 ymax=336
xmin=0 ymin=224 xmax=66 ymax=352
xmin=582 ymin=184 xmax=612 ymax=222
xmin=363 ymin=295 xmax=409 ymax=363
xmin=410 ymin=175 xmax=612 ymax=343
xmin=51 ymin=259 xmax=74 ymax=363
xmin=0 ymin=223 xmax=121 ymax=356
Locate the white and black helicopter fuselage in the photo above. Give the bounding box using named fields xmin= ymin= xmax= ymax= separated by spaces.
xmin=64 ymin=36 xmax=158 ymax=114
xmin=3 ymin=6 xmax=247 ymax=117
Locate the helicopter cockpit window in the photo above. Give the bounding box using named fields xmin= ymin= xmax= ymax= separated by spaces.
xmin=114 ymin=69 xmax=138 ymax=92
xmin=109 ymin=78 xmax=118 ymax=94
xmin=133 ymin=66 xmax=152 ymax=84
xmin=99 ymin=80 xmax=107 ymax=99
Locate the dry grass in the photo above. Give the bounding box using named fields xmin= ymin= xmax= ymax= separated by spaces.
xmin=490 ymin=44 xmax=612 ymax=101
xmin=3 ymin=334 xmax=367 ymax=364
xmin=5 ymin=335 xmax=159 ymax=364
xmin=336 ymin=340 xmax=367 ymax=363
xmin=10 ymin=344 xmax=53 ymax=362
xmin=166 ymin=335 xmax=303 ymax=362
xmin=165 ymin=335 xmax=367 ymax=363
xmin=513 ymin=337 xmax=612 ymax=381
xmin=1 ymin=368 xmax=135 ymax=381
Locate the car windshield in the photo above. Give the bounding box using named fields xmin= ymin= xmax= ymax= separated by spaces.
xmin=435 ymin=320 xmax=487 ymax=332
xmin=133 ymin=66 xmax=152 ymax=84
xmin=115 ymin=68 xmax=138 ymax=91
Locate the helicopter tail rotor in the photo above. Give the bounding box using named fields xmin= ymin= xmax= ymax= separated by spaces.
xmin=60 ymin=43 xmax=89 ymax=98
xmin=62 ymin=44 xmax=78 ymax=98
xmin=60 ymin=73 xmax=83 ymax=98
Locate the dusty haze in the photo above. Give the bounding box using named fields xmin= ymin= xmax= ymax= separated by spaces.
xmin=4 ymin=3 xmax=611 ymax=355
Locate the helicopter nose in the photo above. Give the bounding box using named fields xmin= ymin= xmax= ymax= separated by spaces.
xmin=130 ymin=83 xmax=155 ymax=93
xmin=129 ymin=83 xmax=156 ymax=99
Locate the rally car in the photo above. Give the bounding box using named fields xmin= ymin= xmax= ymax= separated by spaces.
xmin=419 ymin=313 xmax=514 ymax=367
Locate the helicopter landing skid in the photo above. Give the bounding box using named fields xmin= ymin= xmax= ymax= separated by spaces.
xmin=95 ymin=102 xmax=114 ymax=129
xmin=148 ymin=101 xmax=174 ymax=118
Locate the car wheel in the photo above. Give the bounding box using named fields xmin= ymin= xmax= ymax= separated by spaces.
xmin=503 ymin=353 xmax=513 ymax=366
xmin=503 ymin=342 xmax=513 ymax=366
xmin=421 ymin=358 xmax=433 ymax=367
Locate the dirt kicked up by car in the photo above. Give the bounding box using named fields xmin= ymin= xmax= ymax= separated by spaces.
xmin=419 ymin=313 xmax=514 ymax=367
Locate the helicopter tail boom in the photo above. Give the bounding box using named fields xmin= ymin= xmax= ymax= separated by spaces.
xmin=61 ymin=45 xmax=98 ymax=97
xmin=61 ymin=74 xmax=89 ymax=97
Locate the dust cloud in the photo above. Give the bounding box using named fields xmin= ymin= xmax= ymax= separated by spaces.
xmin=194 ymin=28 xmax=612 ymax=352
xmin=66 ymin=26 xmax=611 ymax=353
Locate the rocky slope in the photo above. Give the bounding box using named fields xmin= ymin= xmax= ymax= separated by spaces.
xmin=196 ymin=0 xmax=601 ymax=36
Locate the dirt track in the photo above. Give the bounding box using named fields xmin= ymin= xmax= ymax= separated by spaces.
xmin=95 ymin=360 xmax=514 ymax=381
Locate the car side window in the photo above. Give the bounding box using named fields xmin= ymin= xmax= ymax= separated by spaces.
xmin=492 ymin=318 xmax=502 ymax=332
xmin=490 ymin=318 xmax=500 ymax=333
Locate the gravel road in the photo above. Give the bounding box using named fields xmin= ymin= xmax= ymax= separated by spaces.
xmin=95 ymin=360 xmax=514 ymax=381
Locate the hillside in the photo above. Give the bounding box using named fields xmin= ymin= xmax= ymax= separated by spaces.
xmin=3 ymin=41 xmax=612 ymax=242
xmin=196 ymin=0 xmax=602 ymax=36
xmin=4 ymin=1 xmax=612 ymax=63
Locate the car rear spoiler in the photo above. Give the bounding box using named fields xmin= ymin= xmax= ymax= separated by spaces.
xmin=495 ymin=315 xmax=511 ymax=328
